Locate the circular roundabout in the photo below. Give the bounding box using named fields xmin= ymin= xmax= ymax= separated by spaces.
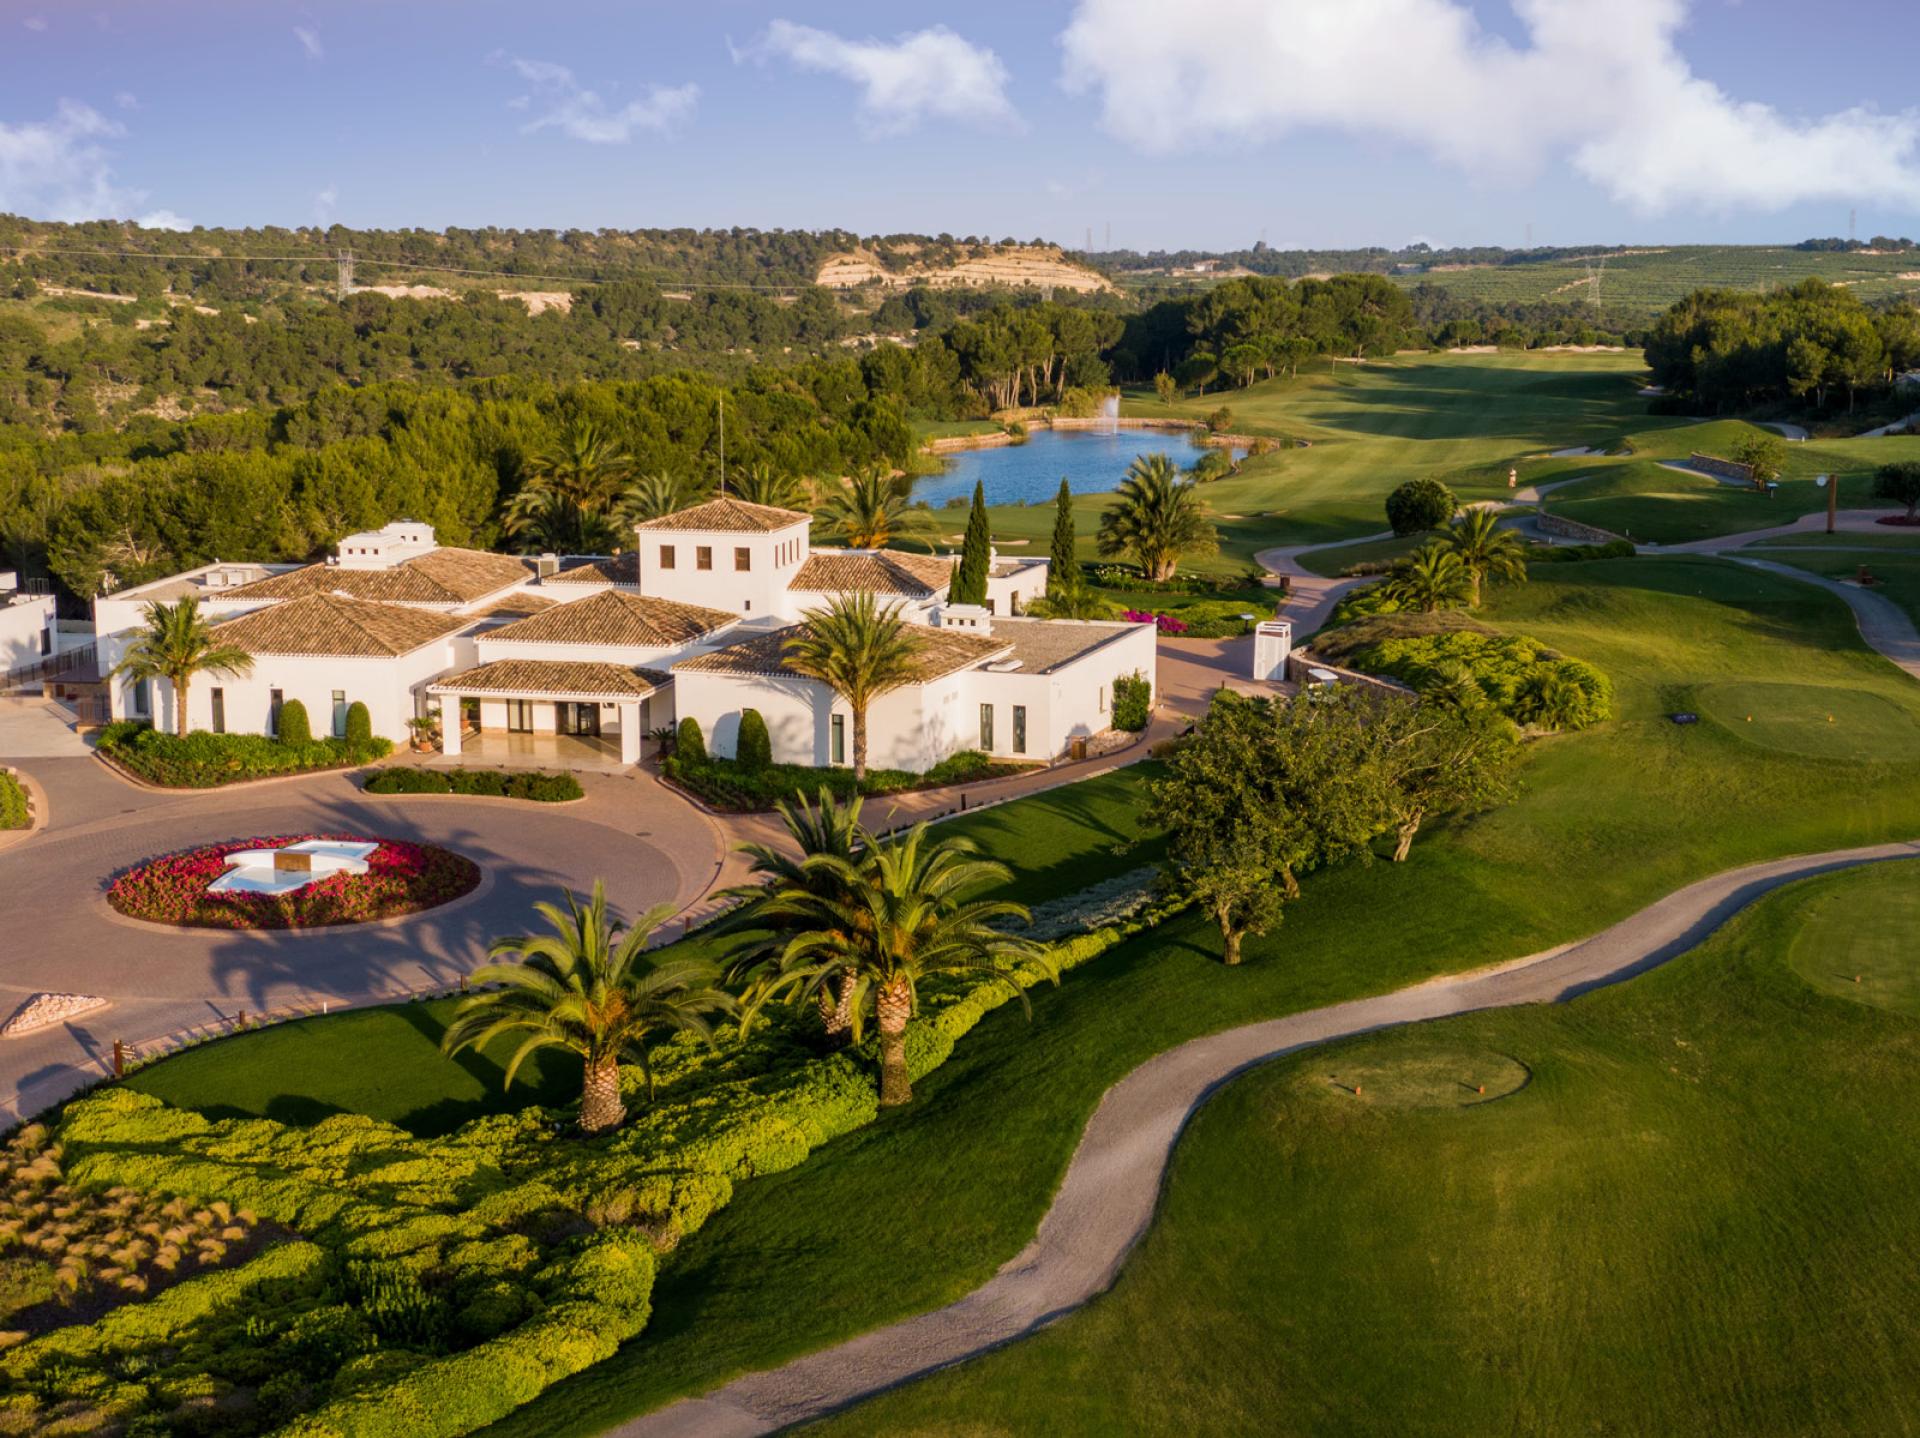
xmin=105 ymin=832 xmax=482 ymax=930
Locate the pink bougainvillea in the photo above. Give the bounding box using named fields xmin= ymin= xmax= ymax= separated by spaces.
xmin=1121 ymin=609 xmax=1190 ymax=635
xmin=107 ymin=834 xmax=480 ymax=930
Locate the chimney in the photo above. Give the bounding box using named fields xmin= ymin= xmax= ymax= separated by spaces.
xmin=935 ymin=602 xmax=992 ymax=636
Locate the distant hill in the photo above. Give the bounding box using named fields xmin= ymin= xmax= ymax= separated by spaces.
xmin=816 ymin=242 xmax=1112 ymax=294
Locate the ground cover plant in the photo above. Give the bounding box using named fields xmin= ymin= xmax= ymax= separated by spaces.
xmin=661 ymin=749 xmax=1033 ymax=812
xmin=812 ymin=859 xmax=1920 ymax=1437
xmin=96 ymin=722 xmax=391 ymax=788
xmin=0 ymin=772 xmax=25 ymax=831
xmin=106 ymin=834 xmax=479 ymax=930
xmin=361 ymin=768 xmax=584 ymax=803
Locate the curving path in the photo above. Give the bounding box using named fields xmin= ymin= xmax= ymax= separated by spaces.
xmin=618 ymin=838 xmax=1920 ymax=1438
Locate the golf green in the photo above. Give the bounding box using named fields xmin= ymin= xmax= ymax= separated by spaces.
xmin=1694 ymin=680 xmax=1920 ymax=761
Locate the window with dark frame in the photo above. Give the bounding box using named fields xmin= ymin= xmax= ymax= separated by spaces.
xmin=979 ymin=702 xmax=994 ymax=750
xmin=735 ymin=546 xmax=751 ymax=571
xmin=269 ymin=688 xmax=283 ymax=735
xmin=1012 ymin=704 xmax=1026 ymax=754
xmin=210 ymin=687 xmax=225 ymax=734
xmin=660 ymin=545 xmax=676 ymax=570
xmin=831 ymin=713 xmax=845 ymax=765
xmin=697 ymin=545 xmax=713 ymax=571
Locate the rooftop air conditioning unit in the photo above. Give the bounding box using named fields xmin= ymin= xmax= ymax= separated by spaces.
xmin=536 ymin=553 xmax=560 ymax=578
xmin=984 ymin=658 xmax=1024 ymax=673
xmin=1 ymin=571 xmax=19 ymax=594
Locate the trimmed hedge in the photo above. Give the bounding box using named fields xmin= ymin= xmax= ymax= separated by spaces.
xmin=278 ymin=698 xmax=313 ymax=745
xmin=676 ymin=716 xmax=707 ymax=765
xmin=664 ymin=749 xmax=1033 ymax=812
xmin=0 ymin=769 xmax=26 ymax=830
xmin=344 ymin=701 xmax=374 ymax=744
xmin=735 ymin=709 xmax=772 ymax=774
xmin=1532 ymin=538 xmax=1638 ymax=563
xmin=40 ymin=879 xmax=1187 ymax=1437
xmin=99 ymin=720 xmax=389 ymax=788
xmin=362 ymin=768 xmax=584 ymax=802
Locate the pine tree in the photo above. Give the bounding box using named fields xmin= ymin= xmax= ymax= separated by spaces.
xmin=950 ymin=480 xmax=991 ymax=606
xmin=1048 ymin=477 xmax=1076 ymax=597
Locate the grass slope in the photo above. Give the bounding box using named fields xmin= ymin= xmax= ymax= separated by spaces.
xmin=816 ymin=859 xmax=1920 ymax=1437
xmin=1753 ymin=549 xmax=1920 ymax=632
xmin=480 ymin=557 xmax=1920 ymax=1437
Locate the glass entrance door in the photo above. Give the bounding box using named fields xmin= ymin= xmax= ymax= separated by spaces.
xmin=557 ymin=703 xmax=601 ymax=737
xmin=506 ymin=700 xmax=535 ymax=733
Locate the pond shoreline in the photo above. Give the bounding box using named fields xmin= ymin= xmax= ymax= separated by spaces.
xmin=923 ymin=415 xmax=1279 ymax=457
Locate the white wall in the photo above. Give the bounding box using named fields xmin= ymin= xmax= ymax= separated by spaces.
xmin=166 ymin=646 xmax=454 ymax=743
xmin=636 ymin=520 xmax=809 ymax=618
xmin=0 ymin=596 xmax=55 ymax=673
xmin=985 ymin=561 xmax=1049 ymax=617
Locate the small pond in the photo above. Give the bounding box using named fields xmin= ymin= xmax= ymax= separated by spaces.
xmin=914 ymin=427 xmax=1241 ymax=508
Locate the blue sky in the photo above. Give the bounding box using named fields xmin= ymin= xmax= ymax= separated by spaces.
xmin=3 ymin=0 xmax=1918 ymax=252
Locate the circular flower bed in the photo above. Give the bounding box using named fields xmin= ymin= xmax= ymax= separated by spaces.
xmin=107 ymin=833 xmax=480 ymax=930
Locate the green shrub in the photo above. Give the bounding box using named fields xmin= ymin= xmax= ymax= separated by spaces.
xmin=1533 ymin=538 xmax=1638 ymax=563
xmin=0 ymin=769 xmax=27 ymax=830
xmin=97 ymin=722 xmax=389 ymax=788
xmin=664 ymin=749 xmax=1027 ymax=812
xmin=344 ymin=701 xmax=373 ymax=745
xmin=362 ymin=769 xmax=583 ymax=802
xmin=1385 ymin=477 xmax=1458 ymax=535
xmin=676 ymin=717 xmax=707 ymax=766
xmin=278 ymin=698 xmax=313 ymax=745
xmin=1205 ymin=405 xmax=1234 ymax=432
xmin=1112 ymin=671 xmax=1152 ymax=731
xmin=734 ymin=709 xmax=772 ymax=774
xmin=1335 ymin=628 xmax=1613 ymax=731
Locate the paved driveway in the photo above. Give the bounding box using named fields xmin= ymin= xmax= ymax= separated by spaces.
xmin=0 ymin=697 xmax=92 ymax=758
xmin=0 ymin=757 xmax=729 ymax=1121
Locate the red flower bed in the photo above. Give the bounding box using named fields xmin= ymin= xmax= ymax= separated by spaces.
xmin=107 ymin=834 xmax=480 ymax=930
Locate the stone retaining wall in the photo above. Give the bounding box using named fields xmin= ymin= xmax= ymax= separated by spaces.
xmin=1285 ymin=651 xmax=1419 ymax=699
xmin=1538 ymin=511 xmax=1630 ymax=544
xmin=1690 ymin=451 xmax=1757 ymax=485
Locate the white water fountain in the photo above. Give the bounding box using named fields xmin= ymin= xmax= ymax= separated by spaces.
xmin=1099 ymin=391 xmax=1120 ymax=435
xmin=209 ymin=840 xmax=379 ymax=896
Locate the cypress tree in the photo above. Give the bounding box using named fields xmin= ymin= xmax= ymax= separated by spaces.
xmin=950 ymin=480 xmax=991 ymax=606
xmin=1048 ymin=477 xmax=1076 ymax=597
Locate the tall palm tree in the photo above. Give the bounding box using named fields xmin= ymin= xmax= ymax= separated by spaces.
xmin=814 ymin=468 xmax=926 ymax=550
xmin=720 ymin=788 xmax=869 ymax=1044
xmin=1380 ymin=546 xmax=1473 ymax=614
xmin=730 ymin=463 xmax=807 ymax=511
xmin=615 ymin=471 xmax=698 ymax=526
xmin=109 ymin=596 xmax=253 ymax=737
xmin=442 ymin=882 xmax=734 ymax=1135
xmin=521 ymin=418 xmax=634 ymax=515
xmin=502 ymin=490 xmax=620 ymax=554
xmin=1096 ymin=453 xmax=1218 ymax=581
xmin=743 ymin=822 xmax=1043 ymax=1105
xmin=783 ymin=592 xmax=920 ymax=782
xmin=1434 ymin=509 xmax=1529 ymax=606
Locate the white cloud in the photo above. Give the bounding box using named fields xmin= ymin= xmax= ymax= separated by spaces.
xmin=742 ymin=21 xmax=1020 ymax=136
xmin=136 ymin=209 xmax=191 ymax=232
xmin=293 ymin=26 xmax=323 ymax=61
xmin=23 ymin=16 xmax=47 ymax=32
xmin=506 ymin=58 xmax=698 ymax=143
xmin=1059 ymin=0 xmax=1920 ymax=213
xmin=0 ymin=101 xmax=139 ymax=220
xmin=115 ymin=91 xmax=139 ymax=111
xmin=315 ymin=184 xmax=338 ymax=225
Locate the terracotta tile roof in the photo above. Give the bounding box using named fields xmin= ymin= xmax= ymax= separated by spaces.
xmin=792 ymin=549 xmax=956 ymax=598
xmin=674 ymin=623 xmax=1009 ymax=685
xmin=548 ymin=552 xmax=640 ymax=585
xmin=225 ymin=548 xmax=532 ymax=605
xmin=428 ymin=659 xmax=667 ymax=699
xmin=484 ymin=590 xmax=736 ymax=647
xmin=471 ymin=593 xmax=560 ymax=619
xmin=633 ymin=497 xmax=810 ymax=533
xmin=212 ymin=594 xmax=469 ymax=657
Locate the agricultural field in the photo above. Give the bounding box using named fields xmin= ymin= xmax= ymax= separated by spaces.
xmin=815 ymin=858 xmax=1920 ymax=1438
xmin=1402 ymin=244 xmax=1920 ymax=314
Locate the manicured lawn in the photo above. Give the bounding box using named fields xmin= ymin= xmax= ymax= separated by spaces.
xmin=973 ymin=353 xmax=1683 ymax=570
xmin=126 ymin=766 xmax=1169 ymax=1135
xmin=1294 ymin=531 xmax=1424 ymax=576
xmin=1542 ymin=459 xmax=1825 ymax=542
xmin=1753 ymin=549 xmax=1920 ymax=632
xmin=815 ymin=859 xmax=1920 ymax=1437
xmin=1749 ymin=530 xmax=1920 ymax=550
xmin=484 ymin=557 xmax=1920 ymax=1437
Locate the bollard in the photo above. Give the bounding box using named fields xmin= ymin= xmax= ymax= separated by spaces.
xmin=237 ymin=1009 xmax=247 ymax=1029
xmin=112 ymin=1039 xmax=125 ymax=1079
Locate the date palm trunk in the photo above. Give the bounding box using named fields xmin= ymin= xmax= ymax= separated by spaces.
xmin=579 ymin=1056 xmax=626 ymax=1134
xmin=171 ymin=672 xmax=190 ymax=737
xmin=852 ymin=703 xmax=869 ymax=783
xmin=876 ymin=975 xmax=914 ymax=1106
xmin=816 ymin=969 xmax=857 ymax=1044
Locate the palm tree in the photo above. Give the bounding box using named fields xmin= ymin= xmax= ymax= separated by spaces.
xmin=615 ymin=471 xmax=698 ymax=526
xmin=743 ymin=822 xmax=1043 ymax=1105
xmin=1421 ymin=660 xmax=1488 ymax=714
xmin=783 ymin=592 xmax=920 ymax=782
xmin=814 ymin=468 xmax=926 ymax=550
xmin=442 ymin=882 xmax=734 ymax=1135
xmin=521 ymin=418 xmax=633 ymax=514
xmin=720 ymin=788 xmax=869 ymax=1044
xmin=1380 ymin=546 xmax=1473 ymax=614
xmin=1434 ymin=509 xmax=1529 ymax=606
xmin=109 ymin=597 xmax=253 ymax=737
xmin=730 ymin=463 xmax=807 ymax=511
xmin=502 ymin=491 xmax=620 ymax=554
xmin=1097 ymin=453 xmax=1218 ymax=581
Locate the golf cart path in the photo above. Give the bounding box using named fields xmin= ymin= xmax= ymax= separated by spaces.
xmin=617 ymin=838 xmax=1920 ymax=1438
xmin=1719 ymin=556 xmax=1920 ymax=681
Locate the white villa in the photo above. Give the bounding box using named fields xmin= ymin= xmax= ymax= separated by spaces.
xmin=90 ymin=498 xmax=1155 ymax=772
xmin=0 ymin=572 xmax=58 ymax=676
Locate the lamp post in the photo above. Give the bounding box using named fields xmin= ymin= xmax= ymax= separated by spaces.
xmin=1817 ymin=473 xmax=1836 ymax=534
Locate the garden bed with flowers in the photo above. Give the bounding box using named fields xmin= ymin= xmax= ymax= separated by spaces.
xmin=106 ymin=833 xmax=480 ymax=930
